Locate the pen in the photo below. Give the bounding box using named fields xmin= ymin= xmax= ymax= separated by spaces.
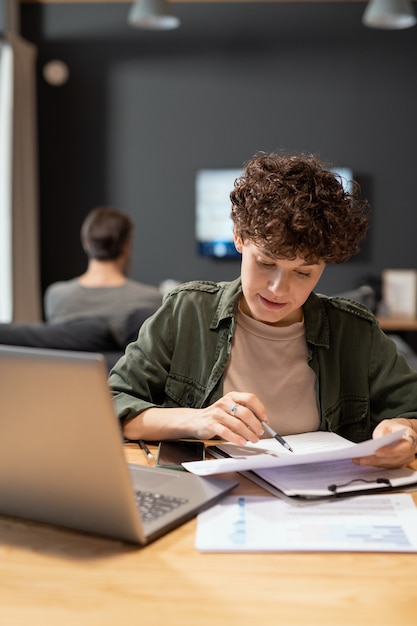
xmin=137 ymin=440 xmax=154 ymax=461
xmin=261 ymin=421 xmax=294 ymax=452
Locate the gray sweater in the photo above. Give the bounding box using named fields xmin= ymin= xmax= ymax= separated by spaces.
xmin=44 ymin=278 xmax=162 ymax=346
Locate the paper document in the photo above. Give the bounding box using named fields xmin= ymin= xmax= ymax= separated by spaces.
xmin=195 ymin=493 xmax=417 ymax=552
xmin=254 ymin=458 xmax=417 ymax=497
xmin=183 ymin=430 xmax=406 ymax=476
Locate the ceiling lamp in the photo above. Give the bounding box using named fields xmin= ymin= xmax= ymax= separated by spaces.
xmin=362 ymin=0 xmax=417 ymax=29
xmin=128 ymin=0 xmax=180 ymax=30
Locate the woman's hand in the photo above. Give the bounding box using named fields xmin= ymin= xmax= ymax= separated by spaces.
xmin=123 ymin=391 xmax=268 ymax=444
xmin=353 ymin=418 xmax=417 ymax=469
xmin=190 ymin=391 xmax=267 ymax=445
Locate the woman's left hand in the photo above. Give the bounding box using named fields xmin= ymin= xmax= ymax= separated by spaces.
xmin=353 ymin=418 xmax=417 ymax=469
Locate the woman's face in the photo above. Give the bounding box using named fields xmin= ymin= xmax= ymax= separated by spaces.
xmin=235 ymin=235 xmax=326 ymax=326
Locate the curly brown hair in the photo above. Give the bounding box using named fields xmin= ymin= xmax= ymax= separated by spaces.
xmin=230 ymin=152 xmax=370 ymax=264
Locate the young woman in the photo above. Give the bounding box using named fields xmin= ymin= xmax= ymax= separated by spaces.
xmin=109 ymin=153 xmax=417 ymax=469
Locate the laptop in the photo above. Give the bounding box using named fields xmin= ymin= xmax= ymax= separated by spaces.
xmin=0 ymin=345 xmax=238 ymax=544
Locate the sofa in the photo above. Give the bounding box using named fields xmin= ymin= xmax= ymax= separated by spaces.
xmin=0 ymin=306 xmax=158 ymax=371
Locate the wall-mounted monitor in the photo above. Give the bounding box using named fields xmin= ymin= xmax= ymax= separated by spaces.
xmin=195 ymin=168 xmax=242 ymax=258
xmin=195 ymin=167 xmax=354 ymax=259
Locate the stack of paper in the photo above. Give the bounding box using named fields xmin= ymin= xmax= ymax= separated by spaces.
xmin=184 ymin=431 xmax=417 ymax=499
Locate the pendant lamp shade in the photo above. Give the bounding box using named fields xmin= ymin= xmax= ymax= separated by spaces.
xmin=362 ymin=0 xmax=417 ymax=29
xmin=128 ymin=0 xmax=180 ymax=30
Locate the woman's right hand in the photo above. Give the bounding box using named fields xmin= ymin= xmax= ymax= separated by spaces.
xmin=188 ymin=391 xmax=267 ymax=445
xmin=123 ymin=391 xmax=268 ymax=445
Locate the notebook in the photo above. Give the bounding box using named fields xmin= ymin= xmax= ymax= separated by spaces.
xmin=0 ymin=345 xmax=238 ymax=544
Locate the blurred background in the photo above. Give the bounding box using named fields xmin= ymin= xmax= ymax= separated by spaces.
xmin=5 ymin=1 xmax=417 ymax=312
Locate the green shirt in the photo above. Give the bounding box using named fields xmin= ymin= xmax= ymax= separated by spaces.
xmin=108 ymin=277 xmax=417 ymax=443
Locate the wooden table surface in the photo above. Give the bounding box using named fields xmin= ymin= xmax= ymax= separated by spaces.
xmin=0 ymin=443 xmax=416 ymax=626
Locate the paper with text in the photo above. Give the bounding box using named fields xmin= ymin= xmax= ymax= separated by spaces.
xmin=195 ymin=493 xmax=417 ymax=552
xmin=183 ymin=430 xmax=406 ymax=475
xmin=254 ymin=458 xmax=417 ymax=496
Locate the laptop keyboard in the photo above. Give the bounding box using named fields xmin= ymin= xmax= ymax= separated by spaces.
xmin=136 ymin=490 xmax=189 ymax=523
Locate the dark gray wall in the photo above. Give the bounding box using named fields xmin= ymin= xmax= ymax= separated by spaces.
xmin=20 ymin=2 xmax=417 ymax=305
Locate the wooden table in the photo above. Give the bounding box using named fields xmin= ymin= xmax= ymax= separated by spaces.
xmin=1 ymin=443 xmax=416 ymax=626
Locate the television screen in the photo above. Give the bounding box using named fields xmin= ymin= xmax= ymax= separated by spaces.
xmin=195 ymin=168 xmax=242 ymax=258
xmin=331 ymin=167 xmax=354 ymax=195
xmin=195 ymin=167 xmax=354 ymax=258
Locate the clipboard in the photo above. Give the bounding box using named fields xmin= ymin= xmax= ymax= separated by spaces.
xmin=207 ymin=444 xmax=417 ymax=503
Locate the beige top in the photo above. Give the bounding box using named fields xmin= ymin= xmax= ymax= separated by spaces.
xmin=224 ymin=306 xmax=320 ymax=436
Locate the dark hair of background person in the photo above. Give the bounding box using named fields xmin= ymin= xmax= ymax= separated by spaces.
xmin=80 ymin=206 xmax=134 ymax=261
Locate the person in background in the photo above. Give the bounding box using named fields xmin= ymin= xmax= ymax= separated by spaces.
xmin=109 ymin=153 xmax=417 ymax=469
xmin=44 ymin=206 xmax=162 ymax=347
